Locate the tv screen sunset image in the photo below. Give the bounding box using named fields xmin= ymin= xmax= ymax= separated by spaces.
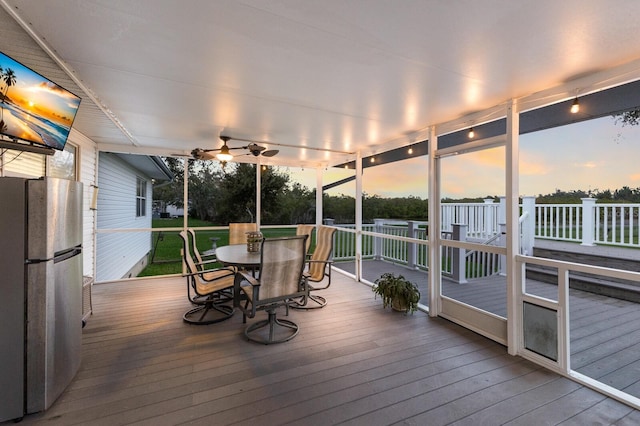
xmin=0 ymin=51 xmax=81 ymax=150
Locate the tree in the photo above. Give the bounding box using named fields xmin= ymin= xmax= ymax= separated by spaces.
xmin=213 ymin=163 xmax=292 ymax=224
xmin=613 ymin=108 xmax=640 ymax=127
xmin=0 ymin=66 xmax=16 ymax=130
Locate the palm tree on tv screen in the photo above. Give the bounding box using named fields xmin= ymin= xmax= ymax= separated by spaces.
xmin=0 ymin=67 xmax=16 ymax=132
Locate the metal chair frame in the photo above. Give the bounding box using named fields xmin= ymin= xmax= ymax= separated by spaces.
xmin=180 ymin=230 xmax=236 ymax=325
xmin=235 ymin=235 xmax=309 ymax=344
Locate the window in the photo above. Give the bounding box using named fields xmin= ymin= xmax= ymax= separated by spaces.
xmin=48 ymin=143 xmax=77 ymax=180
xmin=136 ymin=177 xmax=147 ymax=217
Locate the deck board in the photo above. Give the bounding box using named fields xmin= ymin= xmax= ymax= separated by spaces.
xmin=337 ymin=259 xmax=640 ymax=404
xmin=10 ymin=266 xmax=638 ymax=425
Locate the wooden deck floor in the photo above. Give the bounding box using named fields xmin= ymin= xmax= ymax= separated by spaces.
xmin=11 ymin=270 xmax=640 ymax=425
xmin=338 ymin=260 xmax=640 ymax=404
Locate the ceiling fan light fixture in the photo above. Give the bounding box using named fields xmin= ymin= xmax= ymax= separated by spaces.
xmin=216 ymin=144 xmax=233 ymax=162
xmin=216 ymin=152 xmax=233 ymax=162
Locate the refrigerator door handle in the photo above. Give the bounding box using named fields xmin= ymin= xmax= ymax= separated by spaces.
xmin=54 ymin=247 xmax=82 ymax=263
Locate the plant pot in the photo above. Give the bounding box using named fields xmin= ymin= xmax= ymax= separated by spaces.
xmin=391 ymin=298 xmax=408 ymax=313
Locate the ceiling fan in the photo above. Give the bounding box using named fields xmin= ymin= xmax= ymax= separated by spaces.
xmin=191 ymin=136 xmax=279 ymax=163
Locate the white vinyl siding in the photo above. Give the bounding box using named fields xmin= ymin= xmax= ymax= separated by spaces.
xmin=96 ymin=153 xmax=153 ymax=282
xmin=1 ymin=149 xmax=45 ymax=177
xmin=69 ymin=129 xmax=98 ymax=279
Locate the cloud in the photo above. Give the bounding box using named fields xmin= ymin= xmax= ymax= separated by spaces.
xmin=574 ymin=161 xmax=598 ymax=168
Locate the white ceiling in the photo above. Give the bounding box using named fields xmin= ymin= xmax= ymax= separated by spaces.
xmin=4 ymin=0 xmax=640 ymax=167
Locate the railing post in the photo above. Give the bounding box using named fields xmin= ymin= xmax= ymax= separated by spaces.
xmin=452 ymin=224 xmax=467 ymax=284
xmin=581 ymin=198 xmax=596 ymax=246
xmin=499 ymin=223 xmax=507 ymax=275
xmin=407 ymin=220 xmax=417 ymax=268
xmin=522 ymin=196 xmax=536 ymax=255
xmin=484 ymin=199 xmax=495 ymax=238
xmin=498 ymin=196 xmax=506 ymax=225
xmin=374 ymin=218 xmax=384 ymax=260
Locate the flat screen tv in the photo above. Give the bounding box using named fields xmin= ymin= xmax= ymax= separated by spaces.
xmin=0 ymin=50 xmax=81 ymax=151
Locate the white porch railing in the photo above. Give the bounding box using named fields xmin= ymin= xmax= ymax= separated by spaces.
xmin=330 ymin=197 xmax=640 ymax=283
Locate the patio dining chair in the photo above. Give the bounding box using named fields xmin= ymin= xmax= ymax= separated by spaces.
xmin=296 ymin=223 xmax=315 ymax=254
xmin=292 ymin=225 xmax=336 ymax=309
xmin=235 ymin=235 xmax=309 ymax=344
xmin=179 ymin=230 xmax=236 ymax=325
xmin=229 ymin=222 xmax=258 ymax=245
xmin=187 ymin=228 xmax=219 ymax=268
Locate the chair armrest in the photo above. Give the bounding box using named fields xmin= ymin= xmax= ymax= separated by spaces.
xmin=196 ymin=258 xmax=219 ymax=266
xmin=182 ymin=266 xmax=235 ymax=279
xmin=236 ymin=269 xmax=260 ymax=287
xmin=307 ymin=259 xmax=334 ymax=265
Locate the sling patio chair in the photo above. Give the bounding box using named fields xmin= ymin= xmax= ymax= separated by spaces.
xmin=179 ymin=230 xmax=236 ymax=325
xmin=187 ymin=228 xmax=220 ymax=268
xmin=228 ymin=222 xmax=257 ymax=245
xmin=292 ymin=225 xmax=336 ymax=309
xmin=295 ymin=223 xmax=315 ymax=255
xmin=234 ymin=235 xmax=309 ymax=344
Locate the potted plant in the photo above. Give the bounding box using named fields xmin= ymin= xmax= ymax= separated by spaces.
xmin=372 ymin=272 xmax=421 ymax=314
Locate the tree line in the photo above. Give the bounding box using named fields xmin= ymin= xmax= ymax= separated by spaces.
xmin=155 ymin=149 xmax=640 ymax=226
xmin=153 ymin=158 xmax=429 ymax=225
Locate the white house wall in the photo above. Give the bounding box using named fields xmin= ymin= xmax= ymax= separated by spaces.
xmin=96 ymin=153 xmax=153 ymax=282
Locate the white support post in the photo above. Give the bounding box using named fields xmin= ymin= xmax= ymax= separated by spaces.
xmin=355 ymin=152 xmax=363 ymax=282
xmin=255 ymin=160 xmax=261 ymax=228
xmin=182 ymin=158 xmax=189 ymax=276
xmin=428 ymin=126 xmax=441 ymax=317
xmin=316 ymin=167 xmax=323 ymax=227
xmin=506 ymin=98 xmax=520 ymax=356
xmin=183 ymin=157 xmax=188 ymax=231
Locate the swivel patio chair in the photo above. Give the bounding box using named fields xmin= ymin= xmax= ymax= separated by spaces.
xmin=179 ymin=230 xmax=236 ymax=325
xmin=296 ymin=223 xmax=315 ymax=255
xmin=229 ymin=222 xmax=258 ymax=245
xmin=235 ymin=235 xmax=309 ymax=344
xmin=187 ymin=228 xmax=219 ymax=268
xmin=293 ymin=225 xmax=336 ymax=309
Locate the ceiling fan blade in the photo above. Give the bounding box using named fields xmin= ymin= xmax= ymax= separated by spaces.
xmin=261 ymin=149 xmax=279 ymax=157
xmin=191 ymin=148 xmax=218 ymax=160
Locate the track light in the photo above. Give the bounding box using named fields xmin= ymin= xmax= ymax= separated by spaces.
xmin=408 ymin=146 xmax=413 ymax=155
xmin=570 ymin=97 xmax=580 ymax=114
xmin=468 ymin=127 xmax=475 ymax=139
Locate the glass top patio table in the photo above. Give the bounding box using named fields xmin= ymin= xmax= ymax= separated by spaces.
xmin=217 ymin=244 xmax=263 ymax=308
xmin=215 ymin=244 xmax=261 ymax=269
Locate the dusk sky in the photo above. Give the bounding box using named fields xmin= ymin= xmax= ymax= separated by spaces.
xmin=289 ymin=114 xmax=640 ymax=200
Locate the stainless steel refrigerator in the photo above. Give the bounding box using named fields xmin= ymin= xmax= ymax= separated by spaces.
xmin=0 ymin=177 xmax=83 ymax=422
